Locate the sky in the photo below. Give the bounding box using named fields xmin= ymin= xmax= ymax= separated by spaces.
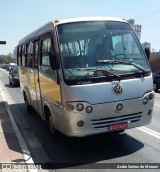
xmin=0 ymin=0 xmax=160 ymax=55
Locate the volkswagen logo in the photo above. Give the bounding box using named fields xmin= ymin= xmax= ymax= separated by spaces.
xmin=113 ymin=84 xmax=123 ymax=95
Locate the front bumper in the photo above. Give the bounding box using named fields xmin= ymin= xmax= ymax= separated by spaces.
xmin=64 ymin=92 xmax=154 ymax=137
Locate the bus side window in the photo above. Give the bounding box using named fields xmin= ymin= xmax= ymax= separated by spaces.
xmin=41 ymin=38 xmax=51 ymax=66
xmin=27 ymin=42 xmax=33 ymax=68
xmin=34 ymin=41 xmax=39 ymax=69
xmin=40 ymin=37 xmax=57 ymax=81
xmin=18 ymin=46 xmax=22 ymax=66
xmin=22 ymin=45 xmax=27 ymax=67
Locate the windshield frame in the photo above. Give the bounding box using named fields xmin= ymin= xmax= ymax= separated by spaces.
xmin=56 ymin=20 xmax=151 ymax=85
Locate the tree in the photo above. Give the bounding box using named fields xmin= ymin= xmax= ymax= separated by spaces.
xmin=0 ymin=53 xmax=16 ymax=64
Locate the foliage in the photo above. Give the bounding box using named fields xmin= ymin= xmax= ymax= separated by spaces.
xmin=0 ymin=54 xmax=16 ymax=64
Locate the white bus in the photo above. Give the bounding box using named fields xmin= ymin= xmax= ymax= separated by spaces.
xmin=16 ymin=17 xmax=154 ymax=137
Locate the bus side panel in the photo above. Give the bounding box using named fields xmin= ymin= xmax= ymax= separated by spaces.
xmin=18 ymin=67 xmax=42 ymax=113
xmin=38 ymin=72 xmax=61 ymax=103
xmin=40 ymin=94 xmax=66 ymax=134
xmin=19 ymin=66 xmax=65 ymax=133
xmin=38 ymin=71 xmax=66 ymax=132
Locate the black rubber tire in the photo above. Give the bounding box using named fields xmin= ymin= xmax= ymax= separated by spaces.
xmin=46 ymin=108 xmax=63 ymax=138
xmin=24 ymin=93 xmax=32 ymax=112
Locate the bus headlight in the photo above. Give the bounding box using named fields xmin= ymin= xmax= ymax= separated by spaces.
xmin=65 ymin=104 xmax=74 ymax=111
xmin=143 ymin=97 xmax=148 ymax=105
xmin=65 ymin=102 xmax=93 ymax=113
xmin=85 ymin=106 xmax=93 ymax=113
xmin=76 ymin=103 xmax=84 ymax=111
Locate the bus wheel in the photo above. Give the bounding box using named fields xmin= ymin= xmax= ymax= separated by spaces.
xmin=48 ymin=115 xmax=56 ymax=134
xmin=24 ymin=93 xmax=32 ymax=112
xmin=46 ymin=110 xmax=61 ymax=138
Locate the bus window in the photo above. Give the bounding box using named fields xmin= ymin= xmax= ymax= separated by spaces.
xmin=112 ymin=35 xmax=124 ymax=54
xmin=34 ymin=41 xmax=39 ymax=69
xmin=18 ymin=46 xmax=22 ymax=66
xmin=41 ymin=38 xmax=51 ymax=66
xmin=112 ymin=33 xmax=143 ymax=60
xmin=40 ymin=37 xmax=57 ymax=81
xmin=27 ymin=42 xmax=33 ymax=68
xmin=22 ymin=45 xmax=27 ymax=67
xmin=60 ymin=40 xmax=87 ymax=68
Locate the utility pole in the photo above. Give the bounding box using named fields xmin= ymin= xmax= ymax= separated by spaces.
xmin=0 ymin=41 xmax=6 ymax=44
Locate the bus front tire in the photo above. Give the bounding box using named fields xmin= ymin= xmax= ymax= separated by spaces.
xmin=48 ymin=115 xmax=56 ymax=135
xmin=45 ymin=109 xmax=62 ymax=138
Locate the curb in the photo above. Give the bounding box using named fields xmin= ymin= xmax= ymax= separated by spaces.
xmin=0 ymin=80 xmax=38 ymax=172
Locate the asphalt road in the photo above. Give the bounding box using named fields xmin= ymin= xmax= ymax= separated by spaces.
xmin=0 ymin=68 xmax=160 ymax=172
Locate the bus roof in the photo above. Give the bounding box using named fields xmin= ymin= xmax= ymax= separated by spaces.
xmin=54 ymin=16 xmax=126 ymax=25
xmin=18 ymin=17 xmax=127 ymax=45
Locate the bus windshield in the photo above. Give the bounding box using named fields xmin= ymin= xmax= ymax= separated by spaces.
xmin=57 ymin=21 xmax=150 ymax=83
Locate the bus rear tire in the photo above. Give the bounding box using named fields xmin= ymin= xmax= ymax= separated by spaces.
xmin=24 ymin=93 xmax=32 ymax=112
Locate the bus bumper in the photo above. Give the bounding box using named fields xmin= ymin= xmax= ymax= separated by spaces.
xmin=64 ymin=91 xmax=154 ymax=137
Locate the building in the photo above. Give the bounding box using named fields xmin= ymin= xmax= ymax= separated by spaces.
xmin=142 ymin=42 xmax=151 ymax=51
xmin=127 ymin=19 xmax=153 ymax=54
xmin=120 ymin=19 xmax=143 ymax=54
xmin=128 ymin=19 xmax=142 ymax=40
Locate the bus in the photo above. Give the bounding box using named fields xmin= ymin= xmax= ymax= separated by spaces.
xmin=16 ymin=17 xmax=154 ymax=137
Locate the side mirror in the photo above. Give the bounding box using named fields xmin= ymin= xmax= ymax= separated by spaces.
xmin=49 ymin=50 xmax=59 ymax=70
xmin=144 ymin=48 xmax=150 ymax=60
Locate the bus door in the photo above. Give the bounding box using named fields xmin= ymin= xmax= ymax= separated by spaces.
xmin=33 ymin=40 xmax=43 ymax=116
xmin=39 ymin=35 xmax=62 ymax=105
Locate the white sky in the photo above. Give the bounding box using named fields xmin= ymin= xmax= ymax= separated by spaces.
xmin=0 ymin=0 xmax=160 ymax=55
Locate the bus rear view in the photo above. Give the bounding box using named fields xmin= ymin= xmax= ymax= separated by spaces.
xmin=57 ymin=18 xmax=154 ymax=136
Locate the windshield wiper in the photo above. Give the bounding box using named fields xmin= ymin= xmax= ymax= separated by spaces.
xmin=74 ymin=68 xmax=121 ymax=80
xmin=96 ymin=60 xmax=146 ymax=74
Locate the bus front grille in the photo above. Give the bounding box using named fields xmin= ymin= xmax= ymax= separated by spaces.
xmin=91 ymin=112 xmax=143 ymax=129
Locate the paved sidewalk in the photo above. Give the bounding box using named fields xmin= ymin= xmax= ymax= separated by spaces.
xmin=0 ymin=90 xmax=25 ymax=170
xmin=0 ymin=79 xmax=49 ymax=172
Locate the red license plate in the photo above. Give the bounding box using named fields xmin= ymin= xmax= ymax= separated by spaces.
xmin=109 ymin=122 xmax=128 ymax=131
